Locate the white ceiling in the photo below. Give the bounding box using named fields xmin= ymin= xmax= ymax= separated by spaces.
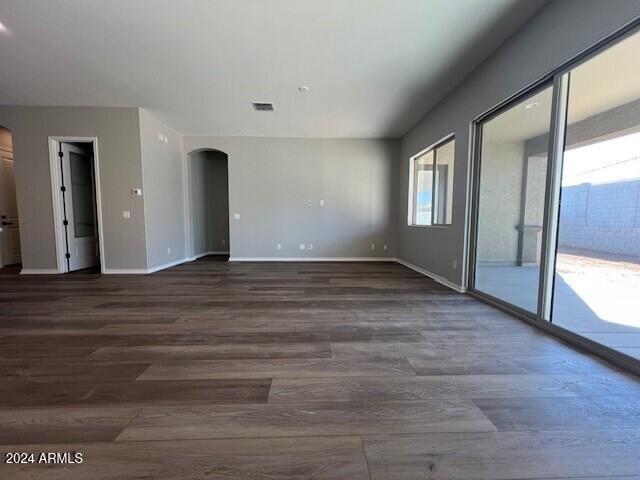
xmin=0 ymin=0 xmax=546 ymax=138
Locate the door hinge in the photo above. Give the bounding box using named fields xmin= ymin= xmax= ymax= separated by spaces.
xmin=65 ymin=253 xmax=71 ymax=259
xmin=63 ymin=219 xmax=68 ymax=226
xmin=60 ymin=186 xmax=66 ymax=192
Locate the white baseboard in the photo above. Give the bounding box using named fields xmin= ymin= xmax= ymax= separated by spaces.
xmin=395 ymin=257 xmax=466 ymax=293
xmin=229 ymin=256 xmax=397 ymax=262
xmin=20 ymin=268 xmax=60 ymax=275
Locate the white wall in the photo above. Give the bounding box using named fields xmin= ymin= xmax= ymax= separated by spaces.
xmin=139 ymin=108 xmax=186 ymax=270
xmin=183 ymin=137 xmax=399 ymax=259
xmin=0 ymin=106 xmax=147 ymax=271
xmin=397 ymin=0 xmax=640 ymax=288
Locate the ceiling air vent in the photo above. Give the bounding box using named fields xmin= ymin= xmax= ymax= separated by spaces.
xmin=252 ymin=102 xmax=275 ymax=112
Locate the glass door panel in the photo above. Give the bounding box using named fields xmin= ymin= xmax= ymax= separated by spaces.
xmin=474 ymin=86 xmax=554 ymax=313
xmin=551 ymin=30 xmax=640 ymax=360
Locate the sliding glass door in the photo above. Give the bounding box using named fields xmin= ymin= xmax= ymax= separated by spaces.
xmin=473 ymin=86 xmax=554 ymax=314
xmin=551 ymin=29 xmax=640 ymax=360
xmin=471 ymin=25 xmax=640 ymax=363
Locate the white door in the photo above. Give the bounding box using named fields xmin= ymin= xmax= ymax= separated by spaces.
xmin=60 ymin=143 xmax=98 ymax=271
xmin=0 ymin=147 xmax=21 ymax=266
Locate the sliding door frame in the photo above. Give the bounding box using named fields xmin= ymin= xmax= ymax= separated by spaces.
xmin=467 ymin=78 xmax=554 ymax=323
xmin=466 ymin=16 xmax=640 ymax=375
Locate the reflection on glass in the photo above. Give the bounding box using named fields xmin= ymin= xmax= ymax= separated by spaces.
xmin=434 ymin=139 xmax=455 ymax=225
xmin=552 ymin=30 xmax=640 ymax=360
xmin=70 ymin=151 xmax=96 ymax=238
xmin=474 ymin=86 xmax=553 ymax=313
xmin=412 ymin=150 xmax=434 ymax=225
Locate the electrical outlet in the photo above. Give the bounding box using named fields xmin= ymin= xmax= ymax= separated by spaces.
xmin=320 ymin=199 xmax=325 ymax=206
xmin=233 ymin=213 xmax=240 ymax=220
xmin=167 ymin=247 xmax=171 ymax=254
xmin=452 ymin=259 xmax=458 ymax=270
xmin=370 ymin=244 xmax=376 ymax=250
xmin=383 ymin=244 xmax=388 ymax=250
xmin=299 ymin=244 xmax=306 ymax=250
xmin=307 ymin=200 xmax=311 ymax=206
xmin=307 ymin=244 xmax=313 ymax=250
xmin=122 ymin=211 xmax=131 ymax=219
xmin=277 ymin=243 xmax=282 ymax=250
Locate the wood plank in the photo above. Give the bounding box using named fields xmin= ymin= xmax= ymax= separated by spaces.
xmin=473 ymin=395 xmax=640 ymax=431
xmin=138 ymin=357 xmax=416 ymax=380
xmin=0 ymin=379 xmax=271 ymax=407
xmin=363 ymin=430 xmax=640 ymax=479
xmin=116 ymin=399 xmax=496 ymax=441
xmin=268 ymin=374 xmax=577 ymax=403
xmin=0 ymin=406 xmax=139 ymax=445
xmin=87 ymin=343 xmax=332 ymax=361
xmin=0 ymin=436 xmax=370 ymax=480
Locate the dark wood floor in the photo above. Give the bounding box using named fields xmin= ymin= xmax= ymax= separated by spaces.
xmin=1 ymin=258 xmax=640 ymax=479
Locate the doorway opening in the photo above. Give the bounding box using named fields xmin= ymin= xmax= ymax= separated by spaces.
xmin=49 ymin=137 xmax=104 ymax=273
xmin=0 ymin=125 xmax=22 ymax=272
xmin=185 ymin=149 xmax=229 ymax=261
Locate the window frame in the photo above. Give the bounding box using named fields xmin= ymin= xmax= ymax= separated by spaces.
xmin=407 ymin=133 xmax=455 ymax=228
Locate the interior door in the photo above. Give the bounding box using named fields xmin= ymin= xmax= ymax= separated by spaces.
xmin=60 ymin=143 xmax=98 ymax=271
xmin=0 ymin=147 xmax=21 ymax=266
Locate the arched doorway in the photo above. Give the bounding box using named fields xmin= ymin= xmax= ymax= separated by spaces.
xmin=185 ymin=149 xmax=229 ymax=261
xmin=0 ymin=125 xmax=22 ymax=272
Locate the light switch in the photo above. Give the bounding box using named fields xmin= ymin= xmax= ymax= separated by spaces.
xmin=122 ymin=211 xmax=131 ymax=219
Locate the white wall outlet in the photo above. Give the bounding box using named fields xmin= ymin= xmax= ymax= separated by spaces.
xmin=122 ymin=211 xmax=131 ymax=219
xmin=167 ymin=247 xmax=171 ymax=254
xmin=299 ymin=244 xmax=306 ymax=250
xmin=383 ymin=244 xmax=388 ymax=250
xmin=307 ymin=244 xmax=313 ymax=250
xmin=320 ymin=199 xmax=325 ymax=206
xmin=233 ymin=213 xmax=240 ymax=220
xmin=452 ymin=259 xmax=458 ymax=270
xmin=132 ymin=188 xmax=142 ymax=196
xmin=277 ymin=243 xmax=282 ymax=250
xmin=370 ymin=243 xmax=376 ymax=250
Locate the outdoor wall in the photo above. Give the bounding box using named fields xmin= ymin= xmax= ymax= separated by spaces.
xmin=559 ymin=178 xmax=640 ymax=257
xmin=139 ymin=109 xmax=185 ymax=270
xmin=0 ymin=106 xmax=147 ymax=271
xmin=475 ymin=141 xmax=524 ymax=264
xmin=397 ymin=0 xmax=640 ymax=288
xmin=183 ymin=137 xmax=399 ymax=259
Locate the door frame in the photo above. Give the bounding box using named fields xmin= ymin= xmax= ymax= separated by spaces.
xmin=183 ymin=148 xmax=230 ymax=260
xmin=48 ymin=137 xmax=105 ymax=273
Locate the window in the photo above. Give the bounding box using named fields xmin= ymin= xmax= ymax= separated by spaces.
xmin=408 ymin=136 xmax=455 ymax=226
